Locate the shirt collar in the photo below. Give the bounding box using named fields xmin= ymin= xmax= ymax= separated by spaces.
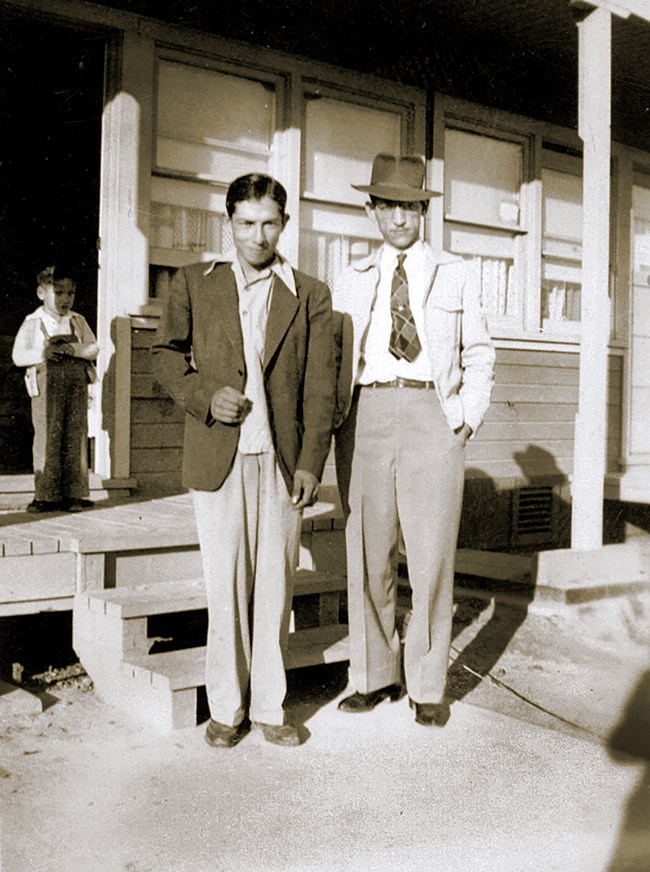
xmin=380 ymin=239 xmax=425 ymax=269
xmin=37 ymin=305 xmax=70 ymax=325
xmin=204 ymin=250 xmax=297 ymax=296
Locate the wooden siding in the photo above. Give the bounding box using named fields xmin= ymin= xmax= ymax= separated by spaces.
xmin=130 ymin=329 xmax=184 ymax=493
xmin=129 ymin=328 xmax=624 ymax=496
xmin=466 ymin=348 xmax=623 ymax=484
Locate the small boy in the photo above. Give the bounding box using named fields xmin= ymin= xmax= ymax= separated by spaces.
xmin=12 ymin=264 xmax=99 ymax=513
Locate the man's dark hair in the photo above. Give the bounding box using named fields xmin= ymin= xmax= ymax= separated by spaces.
xmin=226 ymin=173 xmax=287 ymax=219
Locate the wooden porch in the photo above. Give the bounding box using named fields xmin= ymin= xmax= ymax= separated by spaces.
xmin=0 ymin=485 xmax=351 ymax=729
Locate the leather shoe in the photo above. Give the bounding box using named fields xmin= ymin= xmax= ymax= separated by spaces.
xmin=26 ymin=500 xmax=60 ymax=513
xmin=204 ymin=718 xmax=249 ymax=748
xmin=254 ymin=722 xmax=302 ymax=746
xmin=337 ymin=683 xmax=403 ymax=713
xmin=410 ymin=698 xmax=451 ymax=727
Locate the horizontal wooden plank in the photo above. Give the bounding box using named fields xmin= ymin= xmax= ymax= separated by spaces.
xmin=464 ymin=456 xmax=574 ymax=480
xmin=495 ymin=348 xmax=578 ymax=368
xmin=492 ymin=384 xmax=579 ymax=404
xmin=0 ymin=553 xmax=76 ymax=603
xmin=130 ymin=447 xmax=184 ymax=474
xmin=484 ymin=403 xmax=577 ymax=423
xmin=131 ymin=374 xmax=163 ymax=399
xmin=126 ymin=624 xmax=350 ymax=690
xmin=467 ymin=438 xmax=575 ymax=462
xmin=81 ymin=570 xmax=347 ymax=619
xmin=494 ymin=348 xmax=621 ymax=370
xmin=131 ymin=329 xmax=155 ymax=349
xmin=494 ymin=364 xmax=579 ymax=386
xmin=131 ymin=399 xmax=184 ymax=425
xmin=130 ymin=423 xmax=184 ymax=449
xmin=131 ymin=348 xmax=153 ymax=375
xmin=455 ymin=548 xmax=532 ymax=581
xmin=476 ymin=420 xmax=622 ymax=442
xmin=0 ymin=597 xmax=73 ymax=617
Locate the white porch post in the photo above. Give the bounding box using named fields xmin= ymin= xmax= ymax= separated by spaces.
xmin=571 ymin=5 xmax=612 ymax=550
xmin=93 ymin=33 xmax=153 ymax=481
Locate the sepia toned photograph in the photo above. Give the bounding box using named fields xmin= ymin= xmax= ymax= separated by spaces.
xmin=0 ymin=1 xmax=649 ymax=870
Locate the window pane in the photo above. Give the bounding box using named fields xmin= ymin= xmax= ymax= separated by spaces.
xmin=444 ymin=129 xmax=522 ymax=226
xmin=303 ymin=97 xmax=401 ymax=203
xmin=542 ymin=168 xmax=582 ymax=248
xmin=541 ymin=167 xmax=583 ymax=328
xmin=299 ymin=202 xmax=381 ymax=286
xmin=541 ymin=279 xmax=581 ymax=323
xmin=156 ymin=61 xmax=275 ymax=181
xmin=149 ymin=178 xmax=230 ymax=263
xmin=444 ymin=222 xmax=517 ymax=318
xmin=632 ymin=183 xmax=650 ymax=272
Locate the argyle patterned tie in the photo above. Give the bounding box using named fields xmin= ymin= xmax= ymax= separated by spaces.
xmin=389 ymin=253 xmax=422 ymax=362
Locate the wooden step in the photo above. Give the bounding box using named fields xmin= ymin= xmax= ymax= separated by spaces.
xmin=126 ymin=625 xmax=350 ymax=693
xmin=99 ymin=625 xmax=348 ymax=732
xmin=79 ymin=570 xmax=347 ymax=619
xmin=73 ymin=569 xmax=350 ymax=730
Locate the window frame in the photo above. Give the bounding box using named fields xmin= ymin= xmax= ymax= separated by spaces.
xmin=148 ymin=49 xmax=290 ymax=273
xmin=434 ymin=94 xmax=624 ymax=347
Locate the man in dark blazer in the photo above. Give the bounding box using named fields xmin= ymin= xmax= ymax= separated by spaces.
xmin=152 ymin=174 xmax=335 ymax=748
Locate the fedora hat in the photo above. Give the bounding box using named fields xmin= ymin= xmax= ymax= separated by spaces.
xmin=352 ymin=153 xmax=438 ymax=201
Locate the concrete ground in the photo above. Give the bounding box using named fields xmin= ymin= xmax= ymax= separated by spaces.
xmin=1 ymin=594 xmax=649 ymax=872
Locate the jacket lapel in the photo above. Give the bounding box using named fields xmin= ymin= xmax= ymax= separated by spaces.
xmin=210 ymin=266 xmax=243 ymax=351
xmin=263 ymin=274 xmax=299 ymax=370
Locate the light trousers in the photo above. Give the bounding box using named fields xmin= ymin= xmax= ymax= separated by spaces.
xmin=192 ymin=452 xmax=301 ymax=727
xmin=337 ymin=386 xmax=466 ymax=703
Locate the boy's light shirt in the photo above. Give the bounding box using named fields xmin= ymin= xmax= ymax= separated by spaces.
xmin=11 ymin=304 xmax=99 ymax=397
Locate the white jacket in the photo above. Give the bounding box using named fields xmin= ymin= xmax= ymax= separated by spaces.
xmin=332 ymin=245 xmax=495 ymax=435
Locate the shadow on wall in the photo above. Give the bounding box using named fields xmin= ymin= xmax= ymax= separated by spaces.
xmin=448 ymin=445 xmax=570 ymax=705
xmin=458 ymin=444 xmax=571 ymax=553
xmin=606 ymin=669 xmax=650 ymax=871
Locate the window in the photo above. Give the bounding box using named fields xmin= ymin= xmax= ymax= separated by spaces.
xmin=299 ymin=91 xmax=413 ymax=287
xmin=442 ymin=128 xmax=526 ymax=327
xmin=632 ymin=174 xmax=650 ymax=275
xmin=540 ymin=154 xmax=583 ymax=331
xmin=150 ymin=59 xmax=278 ymax=267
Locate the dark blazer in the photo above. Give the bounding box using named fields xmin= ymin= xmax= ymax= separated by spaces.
xmin=151 ymin=260 xmax=335 ymax=493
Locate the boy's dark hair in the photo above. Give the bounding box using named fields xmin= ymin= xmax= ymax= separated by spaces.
xmin=226 ymin=173 xmax=287 ymax=219
xmin=52 ymin=264 xmax=78 ymax=285
xmin=36 ymin=264 xmax=55 ymax=286
xmin=36 ymin=263 xmax=78 ymax=286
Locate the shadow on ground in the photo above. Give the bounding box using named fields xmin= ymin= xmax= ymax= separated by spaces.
xmin=606 ymin=670 xmax=650 ymax=872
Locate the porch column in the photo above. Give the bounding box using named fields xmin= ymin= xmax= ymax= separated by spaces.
xmin=571 ymin=6 xmax=612 ymax=550
xmin=93 ymin=33 xmax=153 ymax=480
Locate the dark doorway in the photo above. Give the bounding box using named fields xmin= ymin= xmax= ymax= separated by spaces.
xmin=0 ymin=12 xmax=105 ymax=474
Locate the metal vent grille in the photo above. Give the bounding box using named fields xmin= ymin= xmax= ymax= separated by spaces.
xmin=512 ymin=485 xmax=555 ymax=544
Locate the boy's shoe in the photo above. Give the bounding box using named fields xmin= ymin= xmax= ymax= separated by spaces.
xmin=63 ymin=499 xmax=93 ymax=513
xmin=65 ymin=502 xmax=84 ymax=513
xmin=204 ymin=718 xmax=249 ymax=748
xmin=26 ymin=500 xmax=60 ymax=513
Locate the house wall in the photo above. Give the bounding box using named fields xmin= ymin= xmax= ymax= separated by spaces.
xmin=129 ymin=323 xmax=624 ymax=551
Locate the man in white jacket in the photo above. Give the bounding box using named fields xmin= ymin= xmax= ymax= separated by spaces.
xmin=333 ymin=154 xmax=495 ymax=726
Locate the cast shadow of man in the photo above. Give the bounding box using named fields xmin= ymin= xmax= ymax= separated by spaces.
xmin=447 ymin=445 xmax=567 ymax=704
xmin=447 ymin=467 xmax=534 ymax=703
xmin=605 ymin=669 xmax=650 ymax=871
